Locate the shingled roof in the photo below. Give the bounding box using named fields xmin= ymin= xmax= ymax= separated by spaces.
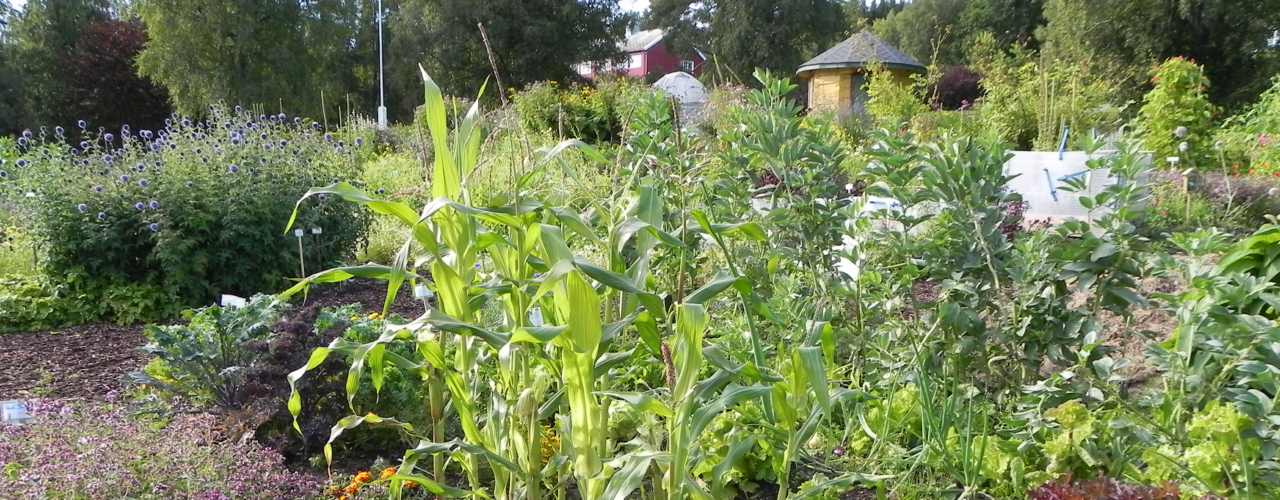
xmin=797 ymin=30 xmax=925 ymax=77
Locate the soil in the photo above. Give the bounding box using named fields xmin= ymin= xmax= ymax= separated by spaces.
xmin=0 ymin=278 xmax=422 ymax=401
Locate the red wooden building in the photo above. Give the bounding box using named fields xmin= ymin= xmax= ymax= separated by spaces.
xmin=576 ymin=29 xmax=706 ymax=79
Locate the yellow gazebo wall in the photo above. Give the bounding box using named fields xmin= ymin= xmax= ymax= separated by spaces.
xmin=805 ymin=68 xmax=919 ymax=113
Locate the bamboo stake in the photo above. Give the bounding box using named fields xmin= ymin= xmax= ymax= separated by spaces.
xmin=478 ymin=23 xmax=509 ymax=105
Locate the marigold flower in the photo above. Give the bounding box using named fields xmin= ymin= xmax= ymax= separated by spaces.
xmin=344 ymin=484 xmax=359 ymax=494
xmin=355 ymin=471 xmax=373 ymax=484
xmin=381 ymin=467 xmax=396 ymax=479
xmin=406 ymin=481 xmax=420 ymax=489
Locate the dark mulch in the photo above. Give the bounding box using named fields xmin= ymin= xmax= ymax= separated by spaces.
xmin=0 ymin=278 xmax=421 ymax=400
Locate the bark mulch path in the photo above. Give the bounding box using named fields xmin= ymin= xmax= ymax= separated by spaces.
xmin=0 ymin=278 xmax=420 ymax=400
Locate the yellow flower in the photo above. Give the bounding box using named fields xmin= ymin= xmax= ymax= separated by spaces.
xmin=367 ymin=312 xmax=381 ymax=320
xmin=380 ymin=467 xmax=396 ymax=479
xmin=349 ymin=316 xmax=360 ymax=321
xmin=354 ymin=471 xmax=373 ymax=484
xmin=344 ymin=484 xmax=359 ymax=494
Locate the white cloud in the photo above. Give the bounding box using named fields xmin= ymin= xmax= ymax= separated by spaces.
xmin=620 ymin=0 xmax=649 ymax=13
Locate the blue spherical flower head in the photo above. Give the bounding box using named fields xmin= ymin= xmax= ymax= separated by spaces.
xmin=55 ymin=126 xmax=64 ymax=135
xmin=15 ymin=160 xmax=26 ymax=168
xmin=263 ymin=144 xmax=272 ymax=150
xmin=279 ymin=139 xmax=288 ymax=147
xmin=355 ymin=138 xmax=363 ymax=148
xmin=151 ymin=144 xmax=160 ymax=151
xmin=97 ymin=212 xmax=106 ymax=220
xmin=259 ymin=133 xmax=267 ymax=140
xmin=312 ymin=122 xmax=320 ymax=129
xmin=120 ymin=175 xmax=130 ymax=182
xmin=104 ymin=133 xmax=114 ymax=142
xmin=228 ymin=165 xmax=240 ymax=173
xmin=139 ymin=179 xmax=149 ymax=187
xmin=141 ymin=130 xmax=151 ymax=138
xmin=93 ymin=185 xmax=102 ymax=192
xmin=0 ymin=171 xmax=7 ymax=178
xmin=169 ymin=144 xmax=176 ymax=150
xmin=103 ymin=155 xmax=113 ymax=163
xmin=293 ymin=117 xmax=302 ymax=124
xmin=317 ymin=194 xmax=326 ymax=201
xmin=80 ymin=141 xmax=90 ymax=149
xmin=376 ymin=188 xmax=385 ymax=195
xmin=77 ymin=204 xmax=87 ymax=212
xmin=334 ymin=146 xmax=344 ymax=154
xmin=149 ymin=223 xmax=159 ymax=231
xmin=82 ymin=160 xmax=91 ymax=166
xmin=17 ymin=137 xmax=27 ymax=146
xmin=186 ymin=181 xmax=194 ymax=188
xmin=332 ymin=177 xmax=340 ymax=183
xmin=534 ymin=273 xmax=542 ymax=278
xmin=22 ymin=130 xmax=31 ymax=138
xmin=182 ymin=118 xmax=191 ymax=127
xmin=135 ymin=202 xmax=145 ymax=210
xmin=149 ymin=201 xmax=159 ymax=209
xmin=278 ymin=113 xmax=286 ymax=120
xmin=324 ymin=133 xmax=333 ymax=142
xmin=70 ymin=148 xmax=79 ymax=155
xmin=234 ymin=105 xmax=243 ymax=113
xmin=77 ymin=120 xmax=87 ymax=129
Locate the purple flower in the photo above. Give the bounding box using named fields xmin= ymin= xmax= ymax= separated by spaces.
xmin=277 ymin=113 xmax=286 ymax=120
xmin=0 ymin=171 xmax=7 ymax=178
xmin=259 ymin=133 xmax=268 ymax=140
xmin=148 ymin=223 xmax=159 ymax=231
xmin=293 ymin=117 xmax=302 ymax=124
xmin=77 ymin=120 xmax=86 ymax=128
xmin=181 ymin=118 xmax=191 ymax=127
xmin=149 ymin=200 xmax=159 ymax=209
xmin=15 ymin=159 xmax=26 ymax=167
xmin=140 ymin=130 xmax=152 ymax=138
xmin=17 ymin=137 xmax=27 ymax=146
xmin=22 ymin=130 xmax=31 ymax=138
xmin=376 ymin=188 xmax=385 ymax=195
xmin=104 ymin=133 xmax=114 ymax=142
xmin=324 ymin=133 xmax=333 ymax=142
xmin=93 ymin=185 xmax=102 ymax=192
xmin=77 ymin=204 xmax=87 ymax=212
xmin=186 ymin=181 xmax=194 ymax=188
xmin=55 ymin=126 xmax=64 ymax=135
xmin=70 ymin=148 xmax=79 ymax=155
xmin=80 ymin=141 xmax=90 ymax=149
xmin=312 ymin=122 xmax=320 ymax=129
xmin=235 ymin=105 xmax=243 ymax=113
xmin=279 ymin=139 xmax=288 ymax=147
xmin=355 ymin=138 xmax=363 ymax=148
xmin=97 ymin=212 xmax=106 ymax=220
xmin=103 ymin=155 xmax=113 ymax=163
xmin=139 ymin=179 xmax=149 ymax=187
xmin=331 ymin=178 xmax=339 ymax=183
xmin=334 ymin=146 xmax=344 ymax=154
xmin=228 ymin=165 xmax=239 ymax=173
xmin=317 ymin=194 xmax=326 ymax=201
xmin=135 ymin=202 xmax=145 ymax=210
xmin=120 ymin=175 xmax=130 ymax=182
xmin=151 ymin=143 xmax=161 ymax=151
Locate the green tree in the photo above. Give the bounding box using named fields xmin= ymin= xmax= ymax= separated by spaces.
xmin=870 ymin=0 xmax=968 ymax=68
xmin=390 ymin=0 xmax=624 ymax=105
xmin=956 ymin=0 xmax=1043 ymax=52
xmin=5 ymin=0 xmax=112 ymax=128
xmin=647 ymin=0 xmax=848 ymax=85
xmin=1037 ymin=0 xmax=1280 ymax=109
xmin=136 ymin=0 xmax=369 ymax=120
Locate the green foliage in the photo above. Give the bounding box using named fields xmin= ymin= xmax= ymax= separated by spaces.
xmin=135 ymin=295 xmax=285 ymax=409
xmin=646 ymin=0 xmax=848 ymax=84
xmin=0 ymin=106 xmax=371 ymax=324
xmin=0 ymin=275 xmax=93 ymax=333
xmin=512 ymin=79 xmax=646 ymax=144
xmin=870 ymin=0 xmax=969 ymax=67
xmin=1138 ymin=58 xmax=1217 ymax=166
xmin=864 ymin=64 xmax=930 ymax=127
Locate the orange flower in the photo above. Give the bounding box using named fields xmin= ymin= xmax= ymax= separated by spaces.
xmin=344 ymin=484 xmax=359 ymax=495
xmin=354 ymin=471 xmax=373 ymax=484
xmin=1250 ymin=169 xmax=1256 ymax=174
xmin=407 ymin=481 xmax=421 ymax=489
xmin=326 ymin=485 xmax=342 ymax=496
xmin=381 ymin=467 xmax=397 ymax=479
xmin=339 ymin=496 xmax=349 ymax=500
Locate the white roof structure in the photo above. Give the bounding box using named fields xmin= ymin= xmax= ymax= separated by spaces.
xmin=652 ymin=71 xmax=707 ymax=104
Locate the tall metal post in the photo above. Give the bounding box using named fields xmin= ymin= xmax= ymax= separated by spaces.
xmin=377 ymin=0 xmax=387 ymax=128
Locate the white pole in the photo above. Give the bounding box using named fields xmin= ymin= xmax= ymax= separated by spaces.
xmin=377 ymin=0 xmax=387 ymax=129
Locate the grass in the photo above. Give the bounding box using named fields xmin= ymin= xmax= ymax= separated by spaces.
xmin=0 ymin=207 xmax=37 ymax=277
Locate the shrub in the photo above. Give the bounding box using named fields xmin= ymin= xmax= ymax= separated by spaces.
xmin=0 ymin=275 xmax=94 ymax=333
xmin=932 ymin=65 xmax=984 ymax=111
xmin=512 ymin=77 xmax=645 ymax=144
xmin=1137 ymin=57 xmax=1217 ymax=167
xmin=0 ymin=106 xmax=372 ymax=325
xmin=863 ymin=62 xmax=929 ymax=127
xmin=0 ymin=400 xmax=322 ymax=499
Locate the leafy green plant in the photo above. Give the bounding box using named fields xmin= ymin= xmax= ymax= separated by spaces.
xmin=1137 ymin=57 xmax=1217 ymax=167
xmin=132 ymin=294 xmax=284 ymax=409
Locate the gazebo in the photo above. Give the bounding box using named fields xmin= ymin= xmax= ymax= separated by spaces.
xmin=797 ymin=31 xmax=926 ymax=114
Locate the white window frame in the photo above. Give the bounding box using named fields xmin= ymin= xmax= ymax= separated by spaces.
xmin=680 ymin=60 xmax=695 ymax=72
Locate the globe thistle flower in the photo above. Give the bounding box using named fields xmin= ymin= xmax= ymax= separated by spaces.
xmin=228 ymin=165 xmax=240 ymax=173
xmin=121 ymin=124 xmax=130 ymax=133
xmin=186 ymin=181 xmax=194 ymax=188
xmin=181 ymin=118 xmax=191 ymax=127
xmin=93 ymin=185 xmax=102 ymax=192
xmin=151 ymin=143 xmax=161 ymax=152
xmin=82 ymin=160 xmax=91 ymax=166
xmin=0 ymin=171 xmax=6 ymax=178
xmin=80 ymin=141 xmax=90 ymax=149
xmin=77 ymin=120 xmax=87 ymax=128
xmin=312 ymin=122 xmax=321 ymax=129
xmin=324 ymin=133 xmax=333 ymax=142
xmin=277 ymin=113 xmax=286 ymax=120
xmin=77 ymin=204 xmax=87 ymax=212
xmin=293 ymin=117 xmax=302 ymax=124
xmin=55 ymin=126 xmax=64 ymax=135
xmin=140 ymin=130 xmax=152 ymax=138
xmin=70 ymin=148 xmax=79 ymax=155
xmin=17 ymin=137 xmax=27 ymax=146
xmin=104 ymin=133 xmax=114 ymax=142
xmin=1179 ymin=142 xmax=1189 ymax=153
xmin=97 ymin=212 xmax=106 ymax=220
xmin=1215 ymin=141 xmax=1224 ymax=149
xmin=139 ymin=179 xmax=149 ymax=187
xmin=355 ymin=138 xmax=363 ymax=148
xmin=103 ymin=155 xmax=113 ymax=163
xmin=263 ymin=144 xmax=272 ymax=150
xmin=149 ymin=200 xmax=159 ymax=209
xmin=376 ymin=188 xmax=385 ymax=195
xmin=334 ymin=146 xmax=344 ymax=154
xmin=195 ymin=148 xmax=202 ymax=154
xmin=120 ymin=175 xmax=130 ymax=182
xmin=16 ymin=160 xmax=26 ymax=167
xmin=169 ymin=143 xmax=176 ymax=150
xmin=22 ymin=130 xmax=31 ymax=138
xmin=332 ymin=178 xmax=340 ymax=183
xmin=235 ymin=105 xmax=243 ymax=113
xmin=259 ymin=133 xmax=268 ymax=140
xmin=317 ymin=194 xmax=327 ymax=201
xmin=1174 ymin=126 xmax=1188 ymax=138
xmin=149 ymin=223 xmax=159 ymax=231
xmin=279 ymin=139 xmax=288 ymax=147
xmin=135 ymin=202 xmax=145 ymax=210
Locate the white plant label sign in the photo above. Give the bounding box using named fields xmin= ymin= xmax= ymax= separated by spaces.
xmin=2 ymin=400 xmax=31 ymax=424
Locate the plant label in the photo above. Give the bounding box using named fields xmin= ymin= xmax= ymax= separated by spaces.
xmin=414 ymin=283 xmax=434 ymax=299
xmin=294 ymin=229 xmax=305 ymax=238
xmin=1 ymin=400 xmax=31 ymax=424
xmin=220 ymin=294 xmax=247 ymax=309
xmin=529 ymin=307 xmax=544 ymax=327
xmin=311 ymin=227 xmax=322 ymax=235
